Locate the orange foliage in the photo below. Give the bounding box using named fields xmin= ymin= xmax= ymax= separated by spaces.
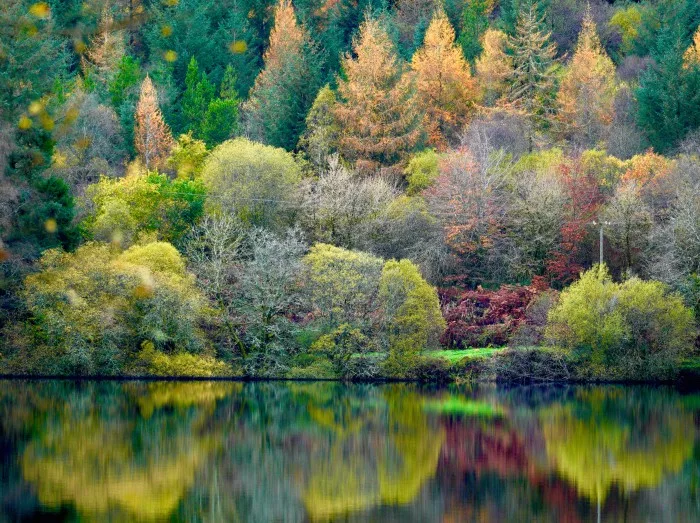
xmin=411 ymin=9 xmax=477 ymax=149
xmin=556 ymin=10 xmax=617 ymax=142
xmin=334 ymin=17 xmax=422 ymax=170
xmin=475 ymin=29 xmax=513 ymax=105
xmin=134 ymin=75 xmax=174 ymax=170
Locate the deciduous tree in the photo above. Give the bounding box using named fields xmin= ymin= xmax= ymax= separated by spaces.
xmin=412 ymin=10 xmax=477 ymax=149
xmin=134 ymin=75 xmax=174 ymax=170
xmin=334 ymin=17 xmax=422 ymax=170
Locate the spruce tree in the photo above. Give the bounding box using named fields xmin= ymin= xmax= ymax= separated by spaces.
xmin=242 ymin=0 xmax=322 ymax=150
xmin=182 ymin=57 xmax=215 ymax=137
xmin=507 ymin=3 xmax=559 ymax=130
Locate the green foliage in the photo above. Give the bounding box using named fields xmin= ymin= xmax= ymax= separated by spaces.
xmin=84 ymin=170 xmax=205 ymax=247
xmin=108 ymin=55 xmax=141 ymax=109
xmin=168 ymin=133 xmax=208 ymax=179
xmin=200 ymin=138 xmax=301 ymax=228
xmin=201 ymin=98 xmax=239 ymax=146
xmin=310 ymin=323 xmax=378 ymax=379
xmin=182 ymin=57 xmax=216 ymax=137
xmin=304 ymin=243 xmax=384 ymax=326
xmin=637 ymin=30 xmax=700 ymax=152
xmin=404 ymin=149 xmax=439 ymax=194
xmin=546 ymin=265 xmax=695 ymax=380
xmin=459 ymin=0 xmax=491 ymax=63
xmin=298 ymin=85 xmax=340 ymax=168
xmin=379 ymin=259 xmax=445 ymax=376
xmin=136 ymin=341 xmax=231 ymax=377
xmin=13 ymin=241 xmax=209 ymax=375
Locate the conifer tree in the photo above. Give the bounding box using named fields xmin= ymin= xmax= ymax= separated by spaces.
xmin=507 ymin=3 xmax=559 ymax=129
xmin=475 ymin=29 xmax=513 ymax=105
xmin=242 ymin=0 xmax=321 ymax=150
xmin=412 ymin=9 xmax=477 ymax=149
xmin=556 ymin=8 xmax=617 ymax=147
xmin=201 ymin=66 xmax=240 ymax=146
xmin=134 ymin=76 xmax=174 ymax=170
xmin=683 ymin=26 xmax=700 ymax=67
xmin=637 ymin=26 xmax=700 ymax=152
xmin=298 ymin=85 xmax=341 ymax=168
xmin=334 ymin=17 xmax=423 ymax=170
xmin=82 ymin=7 xmax=125 ymax=86
xmin=181 ymin=56 xmax=215 ymax=137
xmin=459 ymin=0 xmax=493 ymax=62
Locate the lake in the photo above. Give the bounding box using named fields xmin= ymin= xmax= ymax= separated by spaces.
xmin=0 ymin=380 xmax=698 ymax=522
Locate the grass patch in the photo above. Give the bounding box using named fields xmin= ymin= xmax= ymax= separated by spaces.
xmin=423 ymin=397 xmax=504 ymax=418
xmin=427 ymin=347 xmax=506 ymax=363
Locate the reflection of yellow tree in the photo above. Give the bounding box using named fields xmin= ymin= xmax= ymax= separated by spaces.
xmin=303 ymin=387 xmax=444 ymax=520
xmin=134 ymin=381 xmax=240 ymax=418
xmin=22 ymin=382 xmax=235 ymax=520
xmin=540 ymin=388 xmax=693 ymax=504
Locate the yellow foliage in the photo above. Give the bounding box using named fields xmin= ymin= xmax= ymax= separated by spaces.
xmin=683 ymin=27 xmax=700 ymax=68
xmin=411 ymin=10 xmax=477 ymax=148
xmin=475 ymin=29 xmax=513 ymax=104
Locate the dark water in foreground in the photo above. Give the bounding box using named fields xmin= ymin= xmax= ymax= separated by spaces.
xmin=0 ymin=381 xmax=699 ymax=522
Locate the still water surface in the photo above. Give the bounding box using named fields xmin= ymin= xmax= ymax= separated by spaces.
xmin=0 ymin=380 xmax=698 ymax=522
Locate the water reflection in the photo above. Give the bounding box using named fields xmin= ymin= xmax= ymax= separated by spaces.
xmin=0 ymin=381 xmax=698 ymax=521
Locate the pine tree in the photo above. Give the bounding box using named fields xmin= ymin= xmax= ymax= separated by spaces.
xmin=412 ymin=9 xmax=477 ymax=149
xmin=82 ymin=7 xmax=125 ymax=86
xmin=201 ymin=67 xmax=240 ymax=146
xmin=637 ymin=25 xmax=700 ymax=152
xmin=298 ymin=85 xmax=341 ymax=168
xmin=475 ymin=29 xmax=513 ymax=105
xmin=556 ymin=8 xmax=617 ymax=147
xmin=459 ymin=0 xmax=493 ymax=62
xmin=242 ymin=0 xmax=321 ymax=150
xmin=134 ymin=76 xmax=174 ymax=170
xmin=507 ymin=3 xmax=559 ymax=129
xmin=334 ymin=17 xmax=423 ymax=170
xmin=181 ymin=56 xmax=215 ymax=137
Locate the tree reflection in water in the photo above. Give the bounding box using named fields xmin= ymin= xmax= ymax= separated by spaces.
xmin=0 ymin=380 xmax=697 ymax=521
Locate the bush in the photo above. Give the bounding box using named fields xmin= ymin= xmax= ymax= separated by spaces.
xmin=546 ymin=265 xmax=695 ymax=380
xmin=488 ymin=347 xmax=571 ymax=383
xmin=17 ymin=241 xmax=207 ymax=376
xmin=440 ymin=283 xmax=545 ymax=348
xmin=287 ymin=358 xmax=336 ymax=379
xmin=310 ymin=323 xmax=378 ymax=379
xmin=135 ymin=341 xmax=231 ymax=377
xmin=404 ymin=149 xmax=439 ymax=194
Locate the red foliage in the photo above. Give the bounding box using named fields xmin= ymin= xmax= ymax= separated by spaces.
xmin=439 ymin=281 xmax=546 ymax=348
xmin=545 ymin=163 xmax=601 ymax=286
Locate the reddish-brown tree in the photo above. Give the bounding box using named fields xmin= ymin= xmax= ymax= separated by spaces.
xmin=134 ymin=75 xmax=174 ymax=170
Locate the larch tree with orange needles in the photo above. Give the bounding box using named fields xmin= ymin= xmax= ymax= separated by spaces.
xmin=333 ymin=17 xmax=423 ymax=171
xmin=134 ymin=75 xmax=174 ymax=171
xmin=411 ymin=9 xmax=477 ymax=150
xmin=556 ymin=9 xmax=618 ymax=147
xmin=475 ymin=29 xmax=512 ymax=106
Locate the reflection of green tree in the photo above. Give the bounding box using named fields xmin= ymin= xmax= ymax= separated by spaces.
xmin=540 ymin=387 xmax=694 ymax=504
xmin=303 ymin=386 xmax=444 ymax=520
xmin=21 ymin=382 xmax=234 ymax=520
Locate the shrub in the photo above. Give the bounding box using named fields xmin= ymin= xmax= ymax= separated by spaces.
xmin=287 ymin=358 xmax=336 ymax=379
xmin=488 ymin=347 xmax=571 ymax=383
xmin=135 ymin=341 xmax=231 ymax=377
xmin=440 ymin=283 xmax=544 ymax=348
xmin=310 ymin=323 xmax=377 ymax=379
xmin=546 ymin=265 xmax=695 ymax=380
xmin=18 ymin=242 xmax=207 ymax=375
xmin=404 ymin=149 xmax=439 ymax=194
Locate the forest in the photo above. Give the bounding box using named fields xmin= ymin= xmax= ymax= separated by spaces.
xmin=1 ymin=0 xmax=699 ymax=381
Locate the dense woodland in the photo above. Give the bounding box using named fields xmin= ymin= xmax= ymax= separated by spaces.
xmin=1 ymin=0 xmax=699 ymax=381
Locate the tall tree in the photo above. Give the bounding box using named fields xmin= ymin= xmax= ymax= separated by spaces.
xmin=637 ymin=25 xmax=700 ymax=153
xmin=134 ymin=76 xmax=174 ymax=170
xmin=475 ymin=29 xmax=513 ymax=106
xmin=459 ymin=0 xmax=493 ymax=63
xmin=507 ymin=3 xmax=559 ymax=132
xmin=181 ymin=56 xmax=215 ymax=136
xmin=334 ymin=17 xmax=423 ymax=170
xmin=242 ymin=0 xmax=321 ymax=150
xmin=412 ymin=9 xmax=477 ymax=149
xmin=556 ymin=8 xmax=618 ymax=147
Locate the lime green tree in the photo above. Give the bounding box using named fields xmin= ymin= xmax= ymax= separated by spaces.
xmin=379 ymin=259 xmax=444 ymax=375
xmin=546 ymin=265 xmax=695 ymax=380
xmin=200 ymin=138 xmax=302 ymax=228
xmin=15 ymin=242 xmax=216 ymax=375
